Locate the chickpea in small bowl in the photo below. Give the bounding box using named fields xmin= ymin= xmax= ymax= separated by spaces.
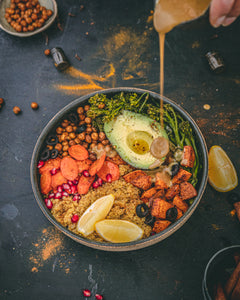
xmin=0 ymin=0 xmax=57 ymax=37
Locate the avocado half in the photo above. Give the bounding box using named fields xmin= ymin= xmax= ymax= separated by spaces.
xmin=104 ymin=110 xmax=168 ymax=169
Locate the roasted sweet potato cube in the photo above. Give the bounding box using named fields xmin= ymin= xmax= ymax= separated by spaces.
xmin=231 ymin=276 xmax=240 ymax=300
xmin=176 ymin=208 xmax=183 ymax=220
xmin=173 ymin=195 xmax=188 ymax=213
xmin=123 ymin=170 xmax=147 ymax=183
xmin=155 ymin=179 xmax=168 ymax=190
xmin=180 ymin=181 xmax=197 ymax=200
xmin=131 ymin=175 xmax=152 ymax=190
xmin=165 ymin=184 xmax=180 ymax=200
xmin=181 ymin=145 xmax=195 ymax=168
xmin=172 ymin=168 xmax=192 ymax=184
xmin=141 ymin=187 xmax=157 ymax=199
xmin=151 ymin=198 xmax=173 ymax=219
xmin=153 ymin=220 xmax=171 ymax=233
xmin=214 ymin=283 xmax=227 ymax=300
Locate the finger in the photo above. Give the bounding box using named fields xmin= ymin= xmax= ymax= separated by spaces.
xmin=227 ymin=0 xmax=240 ymax=17
xmin=209 ymin=0 xmax=235 ymax=27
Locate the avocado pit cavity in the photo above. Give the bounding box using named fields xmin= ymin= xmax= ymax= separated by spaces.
xmin=126 ymin=131 xmax=153 ymax=155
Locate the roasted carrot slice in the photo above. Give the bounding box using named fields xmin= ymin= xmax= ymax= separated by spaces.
xmin=68 ymin=144 xmax=89 ymax=160
xmin=97 ymin=161 xmax=120 ymax=182
xmin=39 ymin=157 xmax=61 ymax=174
xmin=76 ymin=159 xmax=92 ymax=173
xmin=40 ymin=171 xmax=52 ymax=195
xmin=51 ymin=171 xmax=67 ymax=190
xmin=77 ymin=175 xmax=95 ymax=194
xmin=89 ymin=153 xmax=106 ymax=176
xmin=60 ymin=156 xmax=79 ymax=181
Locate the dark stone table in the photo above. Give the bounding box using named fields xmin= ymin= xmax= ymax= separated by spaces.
xmin=0 ymin=1 xmax=239 ymax=299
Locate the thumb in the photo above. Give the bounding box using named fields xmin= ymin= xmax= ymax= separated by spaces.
xmin=209 ymin=0 xmax=235 ymax=27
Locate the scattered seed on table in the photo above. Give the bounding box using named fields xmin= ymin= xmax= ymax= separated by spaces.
xmin=203 ymin=104 xmax=211 ymax=110
xmin=0 ymin=98 xmax=4 ymax=105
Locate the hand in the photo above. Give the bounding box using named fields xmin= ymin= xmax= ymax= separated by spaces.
xmin=209 ymin=0 xmax=240 ymax=27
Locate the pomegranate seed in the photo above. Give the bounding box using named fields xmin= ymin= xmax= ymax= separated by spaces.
xmin=62 ymin=183 xmax=71 ymax=191
xmin=106 ymin=174 xmax=112 ymax=183
xmin=48 ymin=193 xmax=55 ymax=199
xmin=37 ymin=160 xmax=45 ymax=168
xmin=54 ymin=192 xmax=62 ymax=199
xmin=92 ymin=181 xmax=99 ymax=189
xmin=82 ymin=289 xmax=91 ymax=297
xmin=73 ymin=194 xmax=81 ymax=201
xmin=72 ymin=179 xmax=79 ymax=185
xmin=150 ymin=231 xmax=156 ymax=236
xmin=71 ymin=214 xmax=79 ymax=223
xmin=57 ymin=185 xmax=63 ymax=193
xmin=82 ymin=170 xmax=90 ymax=177
xmin=68 ymin=180 xmax=73 ymax=186
xmin=97 ymin=178 xmax=103 ymax=186
xmin=95 ymin=294 xmax=103 ymax=300
xmin=71 ymin=185 xmax=77 ymax=194
xmin=62 ymin=191 xmax=69 ymax=197
xmin=50 ymin=168 xmax=59 ymax=175
xmin=45 ymin=199 xmax=53 ymax=209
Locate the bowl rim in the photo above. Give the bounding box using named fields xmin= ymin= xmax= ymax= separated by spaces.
xmin=30 ymin=87 xmax=209 ymax=251
xmin=202 ymin=245 xmax=240 ymax=300
xmin=0 ymin=0 xmax=58 ymax=37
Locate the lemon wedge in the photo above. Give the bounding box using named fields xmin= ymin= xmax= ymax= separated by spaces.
xmin=95 ymin=219 xmax=144 ymax=243
xmin=77 ymin=194 xmax=114 ymax=236
xmin=208 ymin=145 xmax=238 ymax=192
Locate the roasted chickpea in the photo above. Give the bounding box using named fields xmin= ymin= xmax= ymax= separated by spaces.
xmin=85 ymin=117 xmax=92 ymax=124
xmin=98 ymin=132 xmax=106 ymax=141
xmin=20 ymin=19 xmax=27 ymax=26
xmin=10 ymin=3 xmax=16 ymax=9
xmin=28 ymin=25 xmax=34 ymax=31
xmin=91 ymin=132 xmax=98 ymax=141
xmin=85 ymin=135 xmax=92 ymax=144
xmin=62 ymin=145 xmax=69 ymax=152
xmin=104 ymin=145 xmax=111 ymax=153
xmin=26 ymin=2 xmax=32 ymax=9
xmin=78 ymin=133 xmax=85 ymax=141
xmin=86 ymin=127 xmax=92 ymax=134
xmin=102 ymin=139 xmax=109 ymax=145
xmin=90 ymin=143 xmax=97 ymax=150
xmin=39 ymin=18 xmax=45 ymax=24
xmin=69 ymin=140 xmax=76 ymax=146
xmin=47 ymin=9 xmax=53 ymax=16
xmin=79 ymin=121 xmax=85 ymax=125
xmin=66 ymin=125 xmax=73 ymax=133
xmin=62 ymin=151 xmax=68 ymax=157
xmin=5 ymin=13 xmax=10 ymax=18
xmin=73 ymin=126 xmax=77 ymax=131
xmin=60 ymin=132 xmax=68 ymax=142
xmin=61 ymin=121 xmax=69 ymax=128
xmin=22 ymin=26 xmax=28 ymax=32
xmin=84 ymin=105 xmax=90 ymax=111
xmin=13 ymin=106 xmax=21 ymax=114
xmin=79 ymin=114 xmax=85 ymax=121
xmin=26 ymin=17 xmax=32 ymax=24
xmin=69 ymin=132 xmax=76 ymax=139
xmin=77 ymin=107 xmax=84 ymax=114
xmin=55 ymin=143 xmax=62 ymax=152
xmin=56 ymin=127 xmax=63 ymax=134
xmin=97 ymin=143 xmax=104 ymax=150
xmin=31 ymin=13 xmax=37 ymax=20
xmin=16 ymin=24 xmax=22 ymax=32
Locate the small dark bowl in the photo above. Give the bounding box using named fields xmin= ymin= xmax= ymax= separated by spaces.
xmin=202 ymin=245 xmax=240 ymax=299
xmin=30 ymin=88 xmax=208 ymax=251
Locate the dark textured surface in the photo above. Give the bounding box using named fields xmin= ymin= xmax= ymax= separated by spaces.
xmin=0 ymin=0 xmax=239 ymax=299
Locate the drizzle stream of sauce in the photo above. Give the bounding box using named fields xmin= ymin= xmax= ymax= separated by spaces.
xmin=154 ymin=0 xmax=211 ymax=128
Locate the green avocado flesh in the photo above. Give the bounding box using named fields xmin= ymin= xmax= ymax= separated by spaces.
xmin=104 ymin=110 xmax=168 ymax=169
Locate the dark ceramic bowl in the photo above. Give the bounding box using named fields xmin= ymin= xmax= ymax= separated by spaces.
xmin=30 ymin=88 xmax=208 ymax=251
xmin=0 ymin=0 xmax=57 ymax=37
xmin=202 ymin=245 xmax=240 ymax=300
